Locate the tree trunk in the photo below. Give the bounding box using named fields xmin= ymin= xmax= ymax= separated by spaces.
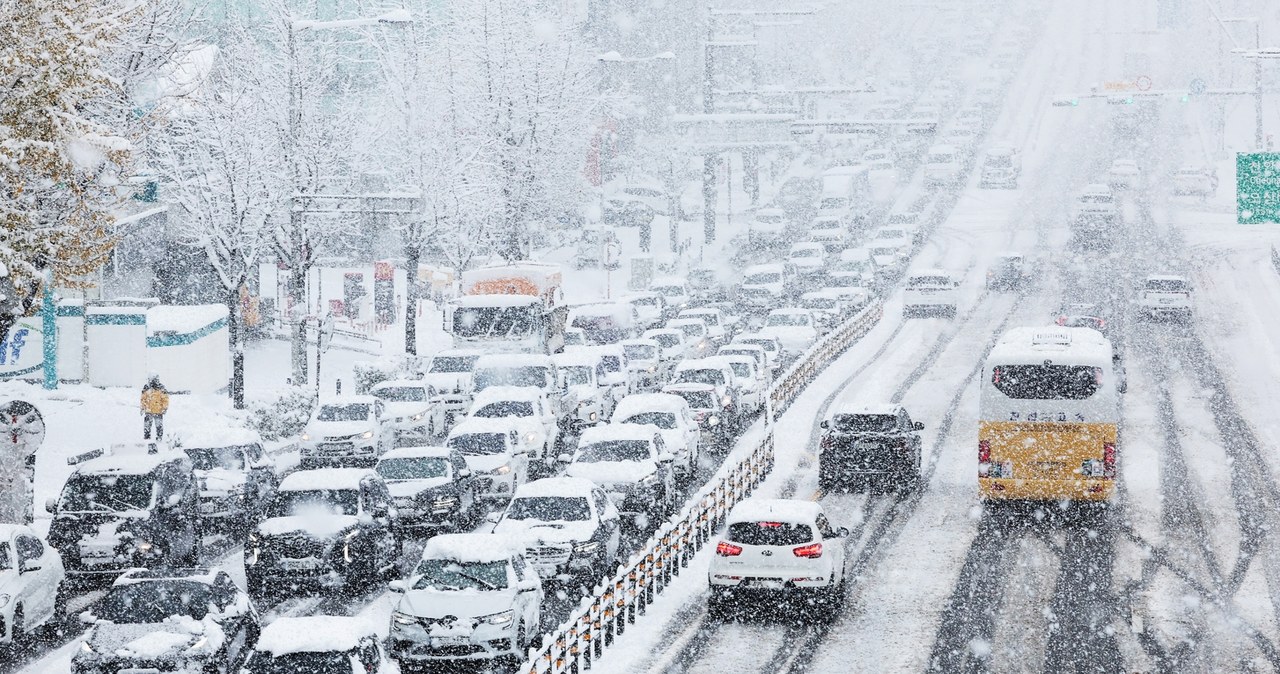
xmin=404 ymin=243 xmax=421 ymax=355
xmin=288 ymin=260 xmax=307 ymax=385
xmin=227 ymin=288 xmax=245 ymax=409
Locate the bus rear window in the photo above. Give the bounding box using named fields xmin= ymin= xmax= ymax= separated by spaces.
xmin=991 ymin=365 xmax=1101 ymax=400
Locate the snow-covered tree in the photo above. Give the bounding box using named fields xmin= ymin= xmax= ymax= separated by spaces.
xmin=0 ymin=0 xmax=136 ymax=344
xmin=154 ymin=48 xmax=280 ymax=409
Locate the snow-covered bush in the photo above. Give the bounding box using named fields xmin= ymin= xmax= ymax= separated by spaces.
xmin=352 ymin=355 xmax=426 ymax=394
xmin=247 ymin=387 xmax=316 ymax=441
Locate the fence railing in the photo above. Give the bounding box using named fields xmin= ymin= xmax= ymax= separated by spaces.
xmin=521 ymin=299 xmax=884 ymax=674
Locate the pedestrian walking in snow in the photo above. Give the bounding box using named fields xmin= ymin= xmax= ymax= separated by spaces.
xmin=141 ymin=374 xmax=170 ymax=441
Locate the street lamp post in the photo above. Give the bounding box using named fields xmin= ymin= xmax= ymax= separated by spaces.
xmin=1223 ymin=17 xmax=1264 ymax=150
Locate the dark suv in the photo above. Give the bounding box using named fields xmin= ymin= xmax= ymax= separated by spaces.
xmin=47 ymin=444 xmax=202 ymax=579
xmin=818 ymin=405 xmax=923 ymax=492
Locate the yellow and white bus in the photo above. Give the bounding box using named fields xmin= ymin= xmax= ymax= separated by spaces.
xmin=978 ymin=327 xmax=1120 ymax=502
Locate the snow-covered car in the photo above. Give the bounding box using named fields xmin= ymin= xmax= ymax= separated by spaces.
xmin=612 ymin=393 xmax=702 ymax=481
xmin=371 ymin=380 xmax=447 ymax=443
xmin=834 ymin=247 xmax=876 ymax=285
xmin=801 ymin=290 xmax=846 ymax=333
xmin=986 ymin=253 xmax=1027 ymax=290
xmin=569 ymin=302 xmax=643 ymax=345
xmin=903 ymin=270 xmax=960 ymax=318
xmin=717 ymin=344 xmax=769 ymax=384
xmin=471 ymin=354 xmax=564 ymax=420
xmin=818 ymin=404 xmax=924 ymax=491
xmin=621 ymin=338 xmax=667 ymax=391
xmin=739 ymin=263 xmax=789 ymax=311
xmin=0 ymin=524 xmax=65 ymax=646
xmin=376 ymin=446 xmax=479 ymax=532
xmin=387 ymin=534 xmax=542 ymax=665
xmin=179 ymin=429 xmax=277 ymax=534
xmin=447 ymin=418 xmax=536 ymax=500
xmin=560 ymin=424 xmax=677 ymax=524
xmin=733 ymin=334 xmax=784 ymax=375
xmin=1173 ymin=164 xmax=1218 ymax=196
xmin=678 ymin=307 xmax=734 ymax=347
xmin=749 ymin=207 xmax=790 ymax=246
xmin=1107 ymin=159 xmax=1141 ymax=190
xmin=788 ymin=242 xmax=828 ymax=286
xmin=467 ymin=386 xmax=560 ymax=456
xmin=554 ymin=351 xmax=611 ymax=428
xmin=1054 ymin=302 xmax=1111 ymax=336
xmin=567 ymin=343 xmax=635 ymax=403
xmin=563 ymin=328 xmax=588 ymax=348
xmin=48 ymin=445 xmax=201 ymax=579
xmin=245 ymin=468 xmax=400 ymax=599
xmin=1139 ymin=274 xmax=1193 ymax=320
xmin=74 ymin=568 xmax=259 ymax=674
xmin=720 ymin=354 xmax=766 ymax=417
xmin=245 ymin=616 xmax=391 ymax=673
xmin=808 ymin=224 xmax=847 ymax=254
xmin=491 ymin=477 xmax=622 ymax=584
xmin=421 ymin=349 xmax=483 ymax=429
xmin=923 ymin=144 xmax=962 ymax=185
xmin=1072 ymin=183 xmax=1117 ymax=222
xmin=298 ymin=396 xmax=395 ymax=468
xmin=820 ymin=280 xmax=870 ymax=315
xmin=689 ymin=267 xmax=726 ymax=304
xmin=650 ymin=276 xmax=691 ymax=312
xmin=674 ymin=358 xmax=743 ymax=425
xmin=707 ymin=499 xmax=850 ymax=619
xmin=643 ymin=328 xmax=693 ymax=363
xmin=661 ymin=383 xmax=735 ymax=449
xmin=941 ymin=127 xmax=980 ymax=160
xmin=980 ymin=145 xmax=1022 ymax=188
xmin=621 ymin=291 xmax=669 ymax=329
xmin=760 ymin=308 xmax=820 ymax=358
xmin=666 ymin=318 xmax=714 ymax=359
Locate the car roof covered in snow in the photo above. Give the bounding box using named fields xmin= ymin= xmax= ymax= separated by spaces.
xmin=431 ymin=348 xmax=484 ymax=359
xmin=256 ymin=616 xmax=374 ymax=656
xmin=317 ymin=395 xmax=377 ymax=407
xmin=114 ymin=567 xmax=222 ymax=587
xmin=728 ymin=498 xmax=822 ymax=525
xmin=567 ymin=344 xmax=624 ymax=357
xmin=650 ymin=276 xmax=688 ymax=288
xmin=1081 ymin=183 xmax=1111 ymax=195
xmin=675 ymin=357 xmax=734 ymax=372
xmin=421 ymin=533 xmax=515 ymax=564
xmin=988 ymin=326 xmax=1112 ymax=366
xmin=172 ymin=427 xmax=262 ymax=449
xmin=278 ymin=468 xmax=374 ymax=493
xmin=380 ymin=445 xmax=453 ymax=461
xmin=578 ymin=423 xmax=662 ymax=446
xmin=372 ymin=379 xmax=430 ymax=390
xmin=754 ymin=207 xmax=785 ymax=216
xmin=470 ymin=386 xmax=548 ymax=407
xmin=554 ymin=351 xmax=605 ymax=368
xmin=75 ymin=445 xmax=187 ymax=475
xmin=744 ymin=263 xmax=786 ymax=275
xmin=513 ymin=476 xmax=598 ymax=499
xmin=666 ymin=318 xmax=707 ymax=329
xmin=613 ymin=393 xmax=691 ymax=419
xmin=1144 ymin=273 xmax=1189 ymax=282
xmin=474 ymin=353 xmax=555 ymax=369
xmin=830 ymin=402 xmax=901 ymax=417
xmin=448 ymin=416 xmax=520 ymax=438
xmin=661 ymin=382 xmax=716 ymax=394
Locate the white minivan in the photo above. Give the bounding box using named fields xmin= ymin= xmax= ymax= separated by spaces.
xmin=923 ymin=144 xmax=962 ymax=186
xmin=903 ymin=269 xmax=960 ymax=318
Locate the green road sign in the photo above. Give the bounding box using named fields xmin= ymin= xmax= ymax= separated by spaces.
xmin=1237 ymin=153 xmax=1280 ymax=224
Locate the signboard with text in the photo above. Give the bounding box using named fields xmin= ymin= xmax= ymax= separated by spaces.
xmin=1237 ymin=153 xmax=1280 ymax=224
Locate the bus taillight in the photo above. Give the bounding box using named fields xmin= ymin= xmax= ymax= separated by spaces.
xmin=1103 ymin=442 xmax=1116 ymax=478
xmin=978 ymin=439 xmax=991 ymax=464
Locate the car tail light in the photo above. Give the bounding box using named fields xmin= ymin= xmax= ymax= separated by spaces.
xmin=978 ymin=440 xmax=991 ymax=464
xmin=1103 ymin=442 xmax=1116 ymax=479
xmin=1055 ymin=316 xmax=1066 ymax=326
xmin=793 ymin=543 xmax=823 ymax=558
xmin=716 ymin=541 xmax=743 ymax=556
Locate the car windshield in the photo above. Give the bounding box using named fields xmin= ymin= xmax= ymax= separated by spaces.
xmin=563 ymin=332 xmax=586 ymax=346
xmin=474 ymin=400 xmax=534 ymax=417
xmin=448 ymin=433 xmax=508 ymax=456
xmin=877 ymin=229 xmax=906 ymax=239
xmin=60 ymin=474 xmax=153 ymax=512
xmin=728 ymin=362 xmax=753 ymax=378
xmin=630 ymin=296 xmax=661 ymax=308
xmin=803 ymin=297 xmax=838 ymax=310
xmin=871 ymin=246 xmax=898 ymax=256
xmin=504 ymin=496 xmax=591 ymax=522
xmin=790 ymin=246 xmax=822 ymax=257
xmin=652 ymin=285 xmax=683 ymax=297
xmin=621 ymin=411 xmax=676 ymax=429
xmin=1081 ymin=194 xmax=1112 ymax=204
xmin=756 ymin=213 xmax=784 ymax=224
xmin=684 ymin=313 xmax=719 ymax=326
xmin=429 ymin=356 xmax=479 ymax=374
xmin=929 ymin=152 xmax=954 ymax=163
xmin=374 ymin=387 xmax=427 ymax=403
xmin=1146 ymin=278 xmax=1190 ymax=292
xmin=737 ymin=339 xmax=777 ymax=354
xmin=600 ymin=355 xmax=621 ymax=372
xmin=986 ymin=155 xmax=1013 ymax=168
xmin=413 ymin=559 xmax=509 ymax=591
xmin=745 ymin=272 xmax=782 ymax=285
xmin=560 ymin=366 xmax=593 ymax=387
xmin=832 ymin=414 xmax=898 ymax=433
xmin=576 ymin=440 xmax=651 ymax=463
xmin=767 ymin=313 xmax=810 ymax=327
xmin=727 ymin=521 xmax=814 ymax=546
xmin=673 ymin=323 xmax=703 ymax=338
xmin=671 ymin=389 xmax=714 ymax=409
xmin=452 ymin=305 xmax=536 ymax=339
xmin=991 ymin=364 xmax=1102 ymax=400
xmin=649 ymin=333 xmax=681 ymax=349
xmin=96 ymin=580 xmax=215 ymax=623
xmin=676 ymin=368 xmax=724 ymax=386
xmin=624 ymin=344 xmax=657 ymax=360
xmin=377 ymin=457 xmax=450 ymax=481
xmin=820 ymin=197 xmax=847 ymax=210
xmin=316 ymin=404 xmax=369 ymax=422
xmin=184 ymin=446 xmax=247 ymax=471
xmin=909 ymin=276 xmax=951 ymax=287
xmin=247 ymin=652 xmax=353 ymax=674
xmin=268 ymin=489 xmax=359 ymax=518
xmin=473 ymin=366 xmax=549 ymax=390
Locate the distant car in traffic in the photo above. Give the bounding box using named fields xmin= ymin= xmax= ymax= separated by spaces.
xmin=818 ymin=404 xmax=924 ymax=492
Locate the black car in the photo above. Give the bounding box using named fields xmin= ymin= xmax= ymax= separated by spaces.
xmin=1054 ymin=302 xmax=1110 ymax=337
xmin=47 ymin=444 xmax=202 ymax=580
xmin=245 ymin=468 xmax=400 ymax=600
xmin=375 ymin=445 xmax=480 ymax=532
xmin=73 ymin=567 xmax=259 ymax=674
xmin=179 ymin=431 xmax=279 ymax=536
xmin=985 ymin=253 xmax=1026 ymax=290
xmin=818 ymin=405 xmax=923 ymax=492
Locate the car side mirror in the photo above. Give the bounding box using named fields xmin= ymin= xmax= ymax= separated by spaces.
xmin=557 ymin=453 xmax=573 ymax=464
xmin=388 ymin=579 xmax=408 ymax=594
xmin=518 ymin=579 xmax=540 ymax=592
xmin=458 ymin=468 xmax=472 ymax=479
xmin=834 ymin=527 xmax=850 ymax=538
xmin=44 ymin=497 xmax=57 ymax=514
xmin=819 ymin=420 xmax=829 ymax=429
xmin=913 ymin=421 xmax=924 ymax=431
xmin=20 ymin=562 xmax=41 ymax=574
xmin=79 ymin=611 xmax=97 ymax=626
xmin=484 ymin=512 xmax=502 ymax=525
xmin=658 ymin=453 xmax=675 ymax=464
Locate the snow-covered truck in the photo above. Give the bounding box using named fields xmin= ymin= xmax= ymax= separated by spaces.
xmin=446 ymin=262 xmax=569 ymax=354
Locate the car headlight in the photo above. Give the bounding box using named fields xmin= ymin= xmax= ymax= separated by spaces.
xmin=411 ymin=412 xmax=424 ymax=422
xmin=481 ymin=609 xmax=515 ymax=626
xmin=491 ymin=464 xmax=512 ymax=475
xmin=135 ymin=541 xmax=158 ymax=556
xmin=343 ymin=529 xmax=359 ymax=562
xmin=80 ymin=640 xmax=95 ymax=654
xmin=301 ymin=432 xmax=311 ymax=441
xmin=707 ymin=415 xmax=720 ymax=427
xmin=573 ymin=540 xmax=600 ymax=555
xmin=648 ymin=365 xmax=657 ymax=373
xmin=361 ymin=430 xmax=374 ymax=440
xmin=432 ymin=495 xmax=459 ymax=509
xmin=0 ymin=593 xmax=9 ymax=609
xmin=392 ymin=611 xmax=418 ymax=626
xmin=189 ymin=635 xmax=208 ymax=651
xmin=722 ymin=395 xmax=732 ymax=406
xmin=524 ymin=432 xmax=537 ymax=443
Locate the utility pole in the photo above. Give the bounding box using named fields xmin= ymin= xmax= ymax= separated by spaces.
xmin=702 ymin=28 xmax=717 ymax=246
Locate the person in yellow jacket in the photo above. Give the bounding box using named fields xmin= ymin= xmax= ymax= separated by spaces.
xmin=140 ymin=374 xmax=170 ymax=441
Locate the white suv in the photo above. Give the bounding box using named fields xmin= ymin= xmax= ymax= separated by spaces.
xmin=0 ymin=524 xmax=65 ymax=646
xmin=708 ymin=499 xmax=849 ymax=619
xmin=299 ymin=396 xmax=395 ymax=468
xmin=1139 ymin=274 xmax=1193 ymax=320
xmin=903 ymin=270 xmax=960 ymax=318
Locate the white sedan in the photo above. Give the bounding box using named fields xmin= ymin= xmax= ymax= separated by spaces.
xmin=0 ymin=524 xmax=65 ymax=645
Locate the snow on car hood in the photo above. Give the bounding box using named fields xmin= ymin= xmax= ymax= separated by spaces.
xmin=397 ymin=587 xmax=519 ymax=621
xmin=257 ymin=514 xmax=360 ymax=540
xmin=88 ymin=615 xmax=221 ymax=661
xmin=306 ymin=420 xmax=374 ymax=438
xmin=422 ymin=372 xmax=470 ymax=392
xmin=462 ymin=454 xmax=511 ymax=472
xmin=790 ymin=257 xmax=824 ymax=269
xmin=196 ymin=468 xmax=246 ymax=495
xmin=564 ymin=460 xmax=657 ymax=489
xmin=493 ymin=518 xmax=598 ymax=544
xmin=386 ymin=477 xmax=452 ymax=499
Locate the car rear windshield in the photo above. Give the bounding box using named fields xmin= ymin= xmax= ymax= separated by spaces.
xmin=991 ymin=364 xmax=1102 ymax=400
xmin=766 ymin=313 xmax=810 ymax=327
xmin=727 ymin=521 xmax=814 ymax=546
xmin=377 ymin=457 xmax=450 ymax=481
xmin=448 ymin=433 xmax=507 ymax=456
xmin=908 ymin=276 xmax=951 ymax=287
xmin=505 ymin=496 xmax=590 ymax=522
xmin=430 ymin=356 xmax=479 ymax=374
xmin=728 ymin=362 xmax=753 ymax=378
xmin=474 ymin=401 xmax=534 ymax=418
xmin=673 ymin=323 xmax=704 ymax=339
xmin=474 ymin=366 xmax=549 ymax=391
xmin=737 ymin=339 xmax=777 ymax=353
xmin=622 ymin=412 xmax=676 ymax=429
xmin=577 ymin=440 xmax=651 ymax=463
xmin=185 ymin=445 xmax=248 ymax=471
xmin=745 ymin=273 xmax=782 ymax=285
xmin=676 ymin=368 xmax=725 ymax=386
xmin=1146 ymin=278 xmax=1189 ymax=292
xmin=803 ymin=298 xmax=838 ymax=310
xmin=374 ymin=386 xmax=426 ymax=403
xmin=316 ymin=404 xmax=369 ymax=422
xmin=97 ymin=580 xmax=215 ymax=623
xmin=831 ymin=414 xmax=897 ymax=433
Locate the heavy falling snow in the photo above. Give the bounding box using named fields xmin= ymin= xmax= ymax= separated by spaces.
xmin=1 ymin=0 xmax=1280 ymax=673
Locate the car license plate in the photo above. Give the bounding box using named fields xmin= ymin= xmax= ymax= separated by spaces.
xmin=198 ymin=502 xmax=217 ymax=514
xmin=279 ymin=557 xmax=320 ymax=571
xmin=120 ymin=669 xmax=163 ymax=674
xmin=744 ymin=579 xmax=783 ymax=589
xmin=321 ymin=443 xmax=350 ymax=453
xmin=431 ymin=636 xmax=471 ymax=648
